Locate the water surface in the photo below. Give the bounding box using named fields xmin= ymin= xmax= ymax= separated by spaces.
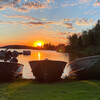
xmin=0 ymin=49 xmax=70 ymax=79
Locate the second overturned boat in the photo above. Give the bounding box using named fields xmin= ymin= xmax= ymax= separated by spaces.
xmin=29 ymin=59 xmax=67 ymax=81
xmin=68 ymin=55 xmax=100 ymax=79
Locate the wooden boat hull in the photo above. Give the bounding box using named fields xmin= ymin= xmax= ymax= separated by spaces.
xmin=0 ymin=62 xmax=24 ymax=82
xmin=29 ymin=60 xmax=67 ymax=82
xmin=68 ymin=55 xmax=100 ymax=79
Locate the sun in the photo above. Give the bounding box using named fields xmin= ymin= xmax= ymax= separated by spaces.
xmin=34 ymin=41 xmax=44 ymax=47
xmin=37 ymin=43 xmax=42 ymax=47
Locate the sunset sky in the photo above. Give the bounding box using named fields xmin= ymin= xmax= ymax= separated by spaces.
xmin=0 ymin=0 xmax=100 ymax=46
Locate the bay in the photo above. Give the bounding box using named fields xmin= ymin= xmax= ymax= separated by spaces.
xmin=0 ymin=49 xmax=70 ymax=79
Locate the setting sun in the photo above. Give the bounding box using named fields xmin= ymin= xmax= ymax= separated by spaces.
xmin=34 ymin=41 xmax=44 ymax=47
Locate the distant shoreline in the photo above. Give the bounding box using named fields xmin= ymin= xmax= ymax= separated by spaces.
xmin=0 ymin=45 xmax=56 ymax=51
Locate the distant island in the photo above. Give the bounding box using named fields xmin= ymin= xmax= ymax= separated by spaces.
xmin=0 ymin=45 xmax=37 ymax=49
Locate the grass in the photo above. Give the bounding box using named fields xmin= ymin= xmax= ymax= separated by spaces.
xmin=0 ymin=79 xmax=100 ymax=100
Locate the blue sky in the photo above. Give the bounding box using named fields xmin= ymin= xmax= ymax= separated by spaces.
xmin=0 ymin=0 xmax=100 ymax=46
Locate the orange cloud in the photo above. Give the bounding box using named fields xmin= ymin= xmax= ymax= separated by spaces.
xmin=57 ymin=32 xmax=81 ymax=37
xmin=3 ymin=15 xmax=38 ymax=21
xmin=0 ymin=19 xmax=56 ymax=29
xmin=61 ymin=0 xmax=92 ymax=7
xmin=76 ymin=18 xmax=93 ymax=25
xmin=78 ymin=0 xmax=92 ymax=4
xmin=93 ymin=0 xmax=100 ymax=6
xmin=0 ymin=16 xmax=94 ymax=30
xmin=63 ymin=23 xmax=76 ymax=30
xmin=58 ymin=37 xmax=67 ymax=40
xmin=0 ymin=0 xmax=50 ymax=12
xmin=22 ymin=1 xmax=46 ymax=9
xmin=57 ymin=32 xmax=67 ymax=35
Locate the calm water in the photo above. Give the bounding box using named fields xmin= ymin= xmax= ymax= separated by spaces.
xmin=0 ymin=49 xmax=70 ymax=79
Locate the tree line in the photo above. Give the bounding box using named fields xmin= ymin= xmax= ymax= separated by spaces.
xmin=66 ymin=20 xmax=100 ymax=56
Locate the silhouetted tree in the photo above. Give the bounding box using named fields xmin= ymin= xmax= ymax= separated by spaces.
xmin=66 ymin=20 xmax=100 ymax=55
xmin=43 ymin=43 xmax=56 ymax=50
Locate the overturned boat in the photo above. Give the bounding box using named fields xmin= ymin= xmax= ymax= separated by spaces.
xmin=68 ymin=55 xmax=100 ymax=79
xmin=0 ymin=51 xmax=11 ymax=60
xmin=0 ymin=62 xmax=24 ymax=82
xmin=23 ymin=51 xmax=31 ymax=55
xmin=29 ymin=59 xmax=67 ymax=81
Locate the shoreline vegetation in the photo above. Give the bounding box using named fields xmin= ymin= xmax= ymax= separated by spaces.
xmin=0 ymin=79 xmax=100 ymax=100
xmin=0 ymin=44 xmax=57 ymax=50
xmin=65 ymin=20 xmax=100 ymax=59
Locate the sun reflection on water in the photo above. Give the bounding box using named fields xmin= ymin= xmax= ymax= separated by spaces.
xmin=38 ymin=52 xmax=41 ymax=60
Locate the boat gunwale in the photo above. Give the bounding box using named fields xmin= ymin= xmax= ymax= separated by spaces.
xmin=69 ymin=55 xmax=100 ymax=65
xmin=29 ymin=60 xmax=67 ymax=64
xmin=0 ymin=62 xmax=24 ymax=67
